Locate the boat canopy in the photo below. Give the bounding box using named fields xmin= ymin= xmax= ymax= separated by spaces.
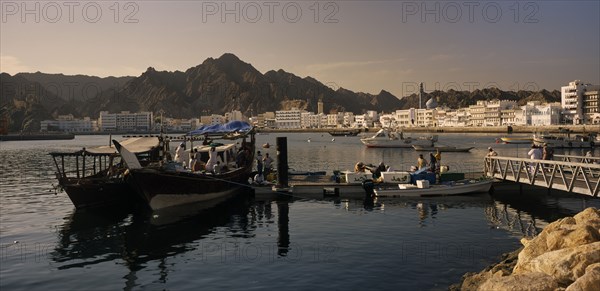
xmin=188 ymin=121 xmax=253 ymax=136
xmin=49 ymin=137 xmax=160 ymax=156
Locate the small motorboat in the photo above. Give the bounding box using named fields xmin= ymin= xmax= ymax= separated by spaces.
xmin=499 ymin=137 xmax=533 ymax=144
xmin=360 ymin=129 xmax=438 ymax=148
xmin=372 ymin=179 xmax=493 ymax=197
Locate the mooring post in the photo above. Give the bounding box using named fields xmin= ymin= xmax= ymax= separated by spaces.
xmin=276 ymin=137 xmax=289 ymax=188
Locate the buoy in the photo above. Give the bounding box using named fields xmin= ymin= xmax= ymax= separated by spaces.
xmin=307 ymin=138 xmax=311 ymax=143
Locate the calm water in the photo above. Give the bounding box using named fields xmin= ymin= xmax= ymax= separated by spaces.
xmin=1 ymin=133 xmax=599 ymax=290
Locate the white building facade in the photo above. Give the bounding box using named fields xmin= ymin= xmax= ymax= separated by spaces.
xmin=561 ymin=80 xmax=600 ymax=124
xmin=98 ymin=111 xmax=153 ymax=132
xmin=40 ymin=115 xmax=96 ymax=132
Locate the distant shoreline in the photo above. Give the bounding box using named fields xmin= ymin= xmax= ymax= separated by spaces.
xmin=3 ymin=125 xmax=597 ymax=137
xmin=258 ymin=125 xmax=598 ymax=135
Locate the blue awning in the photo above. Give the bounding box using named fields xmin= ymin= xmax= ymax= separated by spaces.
xmin=188 ymin=121 xmax=252 ymax=136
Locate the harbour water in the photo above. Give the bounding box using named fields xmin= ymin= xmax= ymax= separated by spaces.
xmin=1 ymin=133 xmax=598 ymax=290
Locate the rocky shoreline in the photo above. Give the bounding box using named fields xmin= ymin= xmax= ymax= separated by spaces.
xmin=450 ymin=207 xmax=600 ymax=291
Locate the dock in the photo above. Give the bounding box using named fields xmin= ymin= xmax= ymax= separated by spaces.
xmin=484 ymin=154 xmax=600 ymax=197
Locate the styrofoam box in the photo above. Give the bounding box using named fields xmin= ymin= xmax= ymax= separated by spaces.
xmin=399 ymin=184 xmax=418 ymax=189
xmin=416 ymin=180 xmax=430 ymax=188
xmin=381 ymin=171 xmax=411 ymax=184
xmin=345 ymin=172 xmax=372 ymax=184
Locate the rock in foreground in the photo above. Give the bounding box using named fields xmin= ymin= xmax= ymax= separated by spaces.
xmin=452 ymin=207 xmax=600 ymax=291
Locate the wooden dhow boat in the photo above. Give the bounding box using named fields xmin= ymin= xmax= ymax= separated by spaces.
xmin=114 ymin=121 xmax=256 ymax=210
xmin=50 ymin=137 xmax=162 ymax=208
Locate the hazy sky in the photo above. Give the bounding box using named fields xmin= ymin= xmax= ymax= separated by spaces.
xmin=1 ymin=1 xmax=599 ymax=97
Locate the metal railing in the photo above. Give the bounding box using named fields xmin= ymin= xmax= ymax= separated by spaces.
xmin=484 ymin=155 xmax=600 ymax=197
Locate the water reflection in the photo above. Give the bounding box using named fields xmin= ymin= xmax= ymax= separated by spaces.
xmin=51 ymin=196 xmax=272 ymax=288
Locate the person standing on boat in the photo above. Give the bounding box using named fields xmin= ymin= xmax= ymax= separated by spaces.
xmin=263 ymin=153 xmax=273 ymax=177
xmin=256 ymin=151 xmax=264 ymax=176
xmin=434 ymin=149 xmax=441 ymax=170
xmin=355 ymin=162 xmax=367 ymax=172
xmin=417 ymin=154 xmax=428 ymax=170
xmin=175 ymin=142 xmax=186 ymax=167
xmin=429 ymin=153 xmax=437 ymax=172
xmin=213 ymin=161 xmax=221 ymax=174
xmin=189 ymin=148 xmax=197 ymax=170
xmin=206 ymin=146 xmax=218 ymax=172
xmin=372 ymin=162 xmax=387 ymax=181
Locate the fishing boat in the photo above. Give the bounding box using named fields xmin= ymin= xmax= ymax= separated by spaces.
xmin=360 ymin=129 xmax=438 ymax=148
xmin=328 ymin=129 xmax=360 ymax=136
xmin=533 ymin=132 xmax=595 ymax=148
xmin=499 ymin=137 xmax=533 ymax=144
xmin=372 ymin=179 xmax=493 ymax=197
xmin=412 ymin=145 xmax=474 ymax=152
xmin=49 ymin=137 xmax=162 ymax=209
xmin=114 ymin=121 xmax=256 ymax=210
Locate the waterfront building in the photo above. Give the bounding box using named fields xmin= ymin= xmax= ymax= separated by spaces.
xmin=342 ymin=112 xmax=355 ymax=127
xmin=98 ymin=111 xmax=153 ymax=132
xmin=393 ymin=109 xmax=414 ymax=127
xmin=199 ymin=114 xmax=225 ymax=126
xmin=353 ymin=114 xmax=370 ymax=128
xmin=225 ymin=110 xmax=245 ymax=122
xmin=275 ymin=108 xmax=303 ymax=129
xmin=163 ymin=118 xmax=200 ymax=131
xmin=530 ymin=103 xmax=562 ymax=126
xmin=379 ymin=113 xmax=396 ymax=128
xmin=561 ymin=80 xmax=600 ymax=124
xmin=256 ymin=112 xmax=275 ymax=128
xmin=583 ymin=90 xmax=599 ymax=124
xmin=468 ymin=101 xmax=486 ymax=127
xmin=326 ymin=112 xmax=344 ymax=128
xmin=40 ymin=115 xmax=96 ymax=132
xmin=415 ymin=108 xmax=436 ymax=127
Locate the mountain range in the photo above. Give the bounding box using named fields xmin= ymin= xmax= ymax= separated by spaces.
xmin=1 ymin=53 xmax=560 ymax=132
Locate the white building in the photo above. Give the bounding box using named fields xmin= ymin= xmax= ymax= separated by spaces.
xmin=353 ymin=114 xmax=369 ymax=128
xmin=275 ymin=108 xmax=303 ymax=129
xmin=98 ymin=111 xmax=153 ymax=132
xmin=529 ymin=102 xmax=562 ymax=126
xmin=164 ymin=118 xmax=200 ymax=131
xmin=561 ymin=80 xmax=600 ymax=124
xmin=40 ymin=114 xmax=96 ymax=132
xmin=583 ymin=90 xmax=599 ymax=124
xmin=225 ymin=110 xmax=245 ymax=122
xmin=342 ymin=112 xmax=355 ymax=127
xmin=326 ymin=113 xmax=344 ymax=128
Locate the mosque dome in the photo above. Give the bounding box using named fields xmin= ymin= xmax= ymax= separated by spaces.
xmin=426 ymin=97 xmax=438 ymax=109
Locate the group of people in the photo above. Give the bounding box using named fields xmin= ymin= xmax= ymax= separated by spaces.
xmin=255 ymin=151 xmax=274 ymax=177
xmin=416 ymin=150 xmax=441 ymax=172
xmin=174 ymin=142 xmax=224 ymax=173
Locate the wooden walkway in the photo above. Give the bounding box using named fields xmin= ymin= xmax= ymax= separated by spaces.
xmin=484 ymin=154 xmax=600 ymax=197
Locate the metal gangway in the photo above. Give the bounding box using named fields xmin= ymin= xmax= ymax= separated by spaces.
xmin=484 ymin=154 xmax=600 ymax=197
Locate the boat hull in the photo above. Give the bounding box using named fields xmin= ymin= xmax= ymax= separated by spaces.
xmin=361 ymin=139 xmax=434 ymax=148
xmin=500 ymin=137 xmax=533 ymax=144
xmin=59 ymin=178 xmax=137 ymax=209
xmin=126 ymin=168 xmax=252 ymax=210
xmin=374 ymin=180 xmax=493 ymax=197
xmin=533 ymin=137 xmax=594 ymax=148
xmin=412 ymin=145 xmax=474 ymax=152
xmin=328 ymin=131 xmax=360 ymax=136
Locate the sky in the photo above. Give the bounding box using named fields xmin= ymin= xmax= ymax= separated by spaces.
xmin=1 ymin=1 xmax=599 ymax=98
